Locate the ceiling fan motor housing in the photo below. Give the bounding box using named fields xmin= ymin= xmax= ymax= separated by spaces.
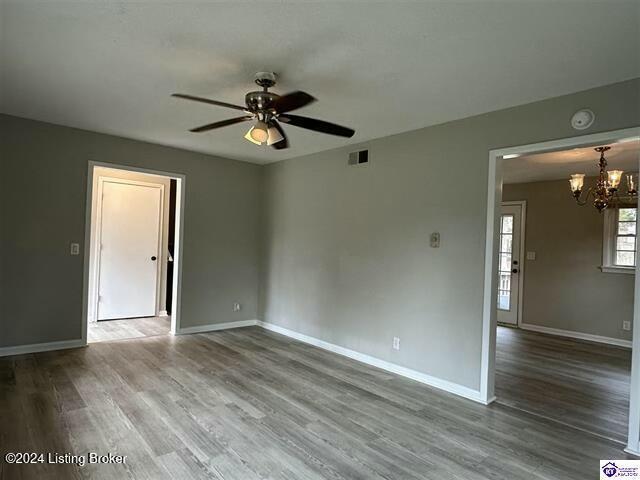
xmin=245 ymin=90 xmax=280 ymax=113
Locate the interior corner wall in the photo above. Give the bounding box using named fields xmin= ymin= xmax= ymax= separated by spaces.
xmin=503 ymin=178 xmax=634 ymax=342
xmin=0 ymin=115 xmax=262 ymax=348
xmin=259 ymin=78 xmax=640 ymax=391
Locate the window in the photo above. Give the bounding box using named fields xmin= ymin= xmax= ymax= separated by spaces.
xmin=498 ymin=214 xmax=514 ymax=310
xmin=602 ymin=207 xmax=637 ymax=274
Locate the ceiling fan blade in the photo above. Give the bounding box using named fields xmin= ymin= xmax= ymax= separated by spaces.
xmin=172 ymin=93 xmax=248 ymax=112
xmin=273 ymin=91 xmax=316 ymax=113
xmin=278 ymin=114 xmax=355 ymax=138
xmin=189 ymin=116 xmax=252 ymax=133
xmin=270 ymin=121 xmax=289 ymax=149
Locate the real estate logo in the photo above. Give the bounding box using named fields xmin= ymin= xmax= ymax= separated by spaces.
xmin=602 ymin=462 xmax=618 ymax=478
xmin=601 ymin=460 xmax=640 ymax=479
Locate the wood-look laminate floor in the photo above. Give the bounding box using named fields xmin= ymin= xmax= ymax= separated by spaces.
xmin=495 ymin=326 xmax=631 ymax=444
xmin=1 ymin=327 xmax=633 ymax=480
xmin=88 ymin=316 xmax=170 ymax=343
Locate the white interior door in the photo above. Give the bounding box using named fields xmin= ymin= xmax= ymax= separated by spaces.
xmin=97 ymin=180 xmax=162 ymax=320
xmin=497 ymin=203 xmax=524 ymax=325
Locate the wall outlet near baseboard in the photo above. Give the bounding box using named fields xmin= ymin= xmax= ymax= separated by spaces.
xmin=233 ymin=302 xmax=242 ymax=312
xmin=623 ymin=320 xmax=632 ymax=331
xmin=392 ymin=337 xmax=400 ymax=350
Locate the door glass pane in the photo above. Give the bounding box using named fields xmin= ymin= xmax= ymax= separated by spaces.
xmin=498 ymin=291 xmax=510 ymax=310
xmin=499 ymin=253 xmax=511 ymax=272
xmin=500 ymin=234 xmax=513 ymax=253
xmin=501 ymin=215 xmax=513 ymax=234
xmin=497 ymin=213 xmax=514 ymax=311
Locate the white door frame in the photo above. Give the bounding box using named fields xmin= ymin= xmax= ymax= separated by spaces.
xmin=82 ymin=161 xmax=186 ymax=340
xmin=479 ymin=126 xmax=640 ymax=454
xmin=498 ymin=200 xmax=526 ymax=327
xmin=91 ymin=176 xmax=165 ymax=322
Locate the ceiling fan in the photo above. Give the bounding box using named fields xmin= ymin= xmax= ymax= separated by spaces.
xmin=172 ymin=72 xmax=355 ymax=150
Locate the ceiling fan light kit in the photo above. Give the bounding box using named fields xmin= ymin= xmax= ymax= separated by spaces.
xmin=569 ymin=146 xmax=637 ymax=212
xmin=172 ymin=72 xmax=355 ymax=150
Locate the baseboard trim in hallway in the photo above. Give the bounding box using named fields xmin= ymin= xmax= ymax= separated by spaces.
xmin=519 ymin=322 xmax=632 ymax=348
xmin=257 ymin=320 xmax=487 ymax=404
xmin=0 ymin=339 xmax=85 ymax=357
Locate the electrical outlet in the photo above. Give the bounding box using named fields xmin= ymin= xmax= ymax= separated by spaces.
xmin=233 ymin=302 xmax=241 ymax=312
xmin=623 ymin=320 xmax=632 ymax=331
xmin=430 ymin=232 xmax=440 ymax=248
xmin=70 ymin=243 xmax=80 ymax=255
xmin=392 ymin=337 xmax=400 ymax=350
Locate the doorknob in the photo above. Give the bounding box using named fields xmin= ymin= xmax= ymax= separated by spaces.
xmin=151 ymin=256 xmax=157 ymax=261
xmin=512 ymin=268 xmax=519 ymax=274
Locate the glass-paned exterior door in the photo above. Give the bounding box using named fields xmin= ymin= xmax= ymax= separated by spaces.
xmin=497 ymin=203 xmax=524 ymax=325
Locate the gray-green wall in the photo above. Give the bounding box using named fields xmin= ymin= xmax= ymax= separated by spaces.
xmin=2 ymin=79 xmax=639 ymax=393
xmin=503 ymin=178 xmax=634 ymax=342
xmin=0 ymin=115 xmax=262 ymax=347
xmin=260 ymin=78 xmax=640 ymax=391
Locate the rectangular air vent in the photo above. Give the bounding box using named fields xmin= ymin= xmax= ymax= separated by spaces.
xmin=348 ymin=149 xmax=369 ymax=166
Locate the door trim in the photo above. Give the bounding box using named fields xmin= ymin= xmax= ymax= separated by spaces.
xmin=499 ymin=200 xmax=526 ymax=327
xmin=479 ymin=126 xmax=640 ymax=453
xmin=92 ymin=176 xmax=165 ymax=322
xmin=82 ymin=161 xmax=186 ymax=341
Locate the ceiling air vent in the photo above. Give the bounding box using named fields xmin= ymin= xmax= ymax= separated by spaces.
xmin=348 ymin=149 xmax=369 ymax=166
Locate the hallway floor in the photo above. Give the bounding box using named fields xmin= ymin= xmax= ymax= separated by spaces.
xmin=495 ymin=326 xmax=631 ymax=444
xmin=88 ymin=315 xmax=170 ymax=343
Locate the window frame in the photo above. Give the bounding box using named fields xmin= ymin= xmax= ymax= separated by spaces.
xmin=602 ymin=205 xmax=637 ymax=275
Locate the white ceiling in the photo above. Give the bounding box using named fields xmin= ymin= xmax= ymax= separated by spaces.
xmin=503 ymin=139 xmax=640 ymax=184
xmin=1 ymin=1 xmax=639 ymax=164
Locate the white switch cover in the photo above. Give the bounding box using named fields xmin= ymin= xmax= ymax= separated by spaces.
xmin=70 ymin=243 xmax=80 ymax=255
xmin=392 ymin=337 xmax=400 ymax=350
xmin=526 ymin=251 xmax=536 ymax=260
xmin=623 ymin=321 xmax=632 ymax=331
xmin=233 ymin=302 xmax=241 ymax=312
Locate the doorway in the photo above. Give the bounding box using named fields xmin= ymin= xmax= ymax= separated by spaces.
xmin=480 ymin=127 xmax=640 ymax=453
xmin=82 ymin=163 xmax=185 ymax=343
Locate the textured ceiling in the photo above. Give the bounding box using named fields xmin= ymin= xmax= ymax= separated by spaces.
xmin=503 ymin=139 xmax=640 ymax=184
xmin=1 ymin=1 xmax=639 ymax=164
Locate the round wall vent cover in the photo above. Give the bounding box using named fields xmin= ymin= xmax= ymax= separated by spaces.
xmin=571 ymin=109 xmax=595 ymax=130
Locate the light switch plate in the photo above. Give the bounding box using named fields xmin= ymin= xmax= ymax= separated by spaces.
xmin=526 ymin=251 xmax=536 ymax=260
xmin=430 ymin=232 xmax=440 ymax=248
xmin=70 ymin=243 xmax=80 ymax=255
xmin=623 ymin=321 xmax=632 ymax=331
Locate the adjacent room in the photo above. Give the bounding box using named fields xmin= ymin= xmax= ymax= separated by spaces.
xmin=1 ymin=2 xmax=639 ymax=479
xmin=495 ymin=139 xmax=639 ymax=445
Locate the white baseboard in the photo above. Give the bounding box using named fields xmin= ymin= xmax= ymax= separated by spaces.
xmin=0 ymin=339 xmax=85 ymax=357
xmin=175 ymin=319 xmax=258 ymax=335
xmin=625 ymin=447 xmax=640 ymax=457
xmin=257 ymin=321 xmax=486 ymax=404
xmin=520 ymin=323 xmax=632 ymax=348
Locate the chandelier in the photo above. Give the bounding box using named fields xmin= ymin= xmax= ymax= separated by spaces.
xmin=569 ymin=146 xmax=637 ymax=212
